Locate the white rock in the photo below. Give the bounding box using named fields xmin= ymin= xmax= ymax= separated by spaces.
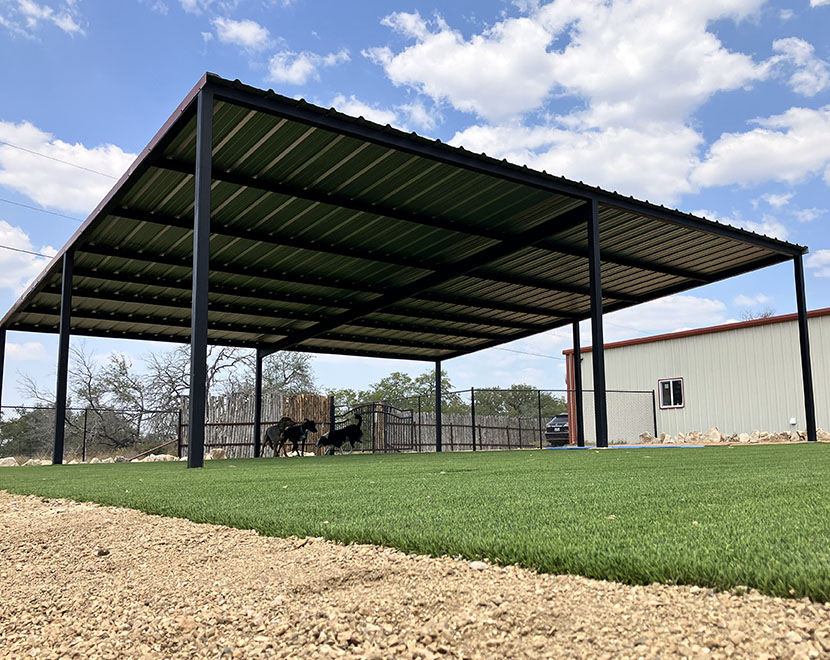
xmin=23 ymin=458 xmax=50 ymax=466
xmin=90 ymin=457 xmax=102 ymax=464
xmin=702 ymin=427 xmax=720 ymax=443
xmin=638 ymin=432 xmax=656 ymax=444
xmin=687 ymin=431 xmax=703 ymax=444
xmin=673 ymin=432 xmax=686 ymax=444
xmin=818 ymin=429 xmax=830 ymax=442
xmin=738 ymin=433 xmax=750 ymax=443
xmin=749 ymin=430 xmax=760 ymax=443
xmin=0 ymin=456 xmax=18 ymax=467
xmin=660 ymin=432 xmax=671 ymax=444
xmin=789 ymin=431 xmax=800 ymax=442
xmin=469 ymin=561 xmax=489 ymax=571
xmin=68 ymin=459 xmax=79 ymax=465
xmin=101 ymin=457 xmax=115 ymax=464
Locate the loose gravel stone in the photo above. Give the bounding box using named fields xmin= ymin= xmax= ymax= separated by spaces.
xmin=1 ymin=491 xmax=827 ymax=659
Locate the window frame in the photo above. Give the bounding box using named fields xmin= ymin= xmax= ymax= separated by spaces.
xmin=658 ymin=377 xmax=685 ymax=410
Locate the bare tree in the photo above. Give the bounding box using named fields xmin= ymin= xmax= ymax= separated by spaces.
xmin=740 ymin=307 xmax=776 ymax=321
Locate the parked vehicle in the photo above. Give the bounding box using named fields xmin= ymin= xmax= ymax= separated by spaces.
xmin=544 ymin=413 xmax=569 ymax=446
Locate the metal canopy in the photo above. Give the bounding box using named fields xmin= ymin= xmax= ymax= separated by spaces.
xmin=0 ymin=73 xmax=807 ymax=362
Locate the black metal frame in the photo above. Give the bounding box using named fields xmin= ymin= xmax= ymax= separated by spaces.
xmin=794 ymin=256 xmax=817 ymax=442
xmin=52 ymin=251 xmax=73 ymax=464
xmin=187 ymin=88 xmax=213 ymax=469
xmin=572 ymin=320 xmax=585 ymax=447
xmin=0 ymin=74 xmax=816 ymax=466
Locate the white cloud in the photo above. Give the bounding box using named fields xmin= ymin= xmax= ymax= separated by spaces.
xmin=760 ymin=192 xmax=793 ymax=208
xmin=368 ymin=2 xmax=768 ymax=125
xmin=2 ymin=0 xmax=84 ymax=36
xmin=212 ymin=16 xmax=270 ymax=51
xmin=367 ymin=2 xmax=781 ymax=203
xmin=734 ymin=293 xmax=771 ymax=306
xmin=806 ymin=250 xmax=830 ymax=277
xmin=810 ymin=0 xmax=830 ymax=7
xmin=0 ymin=121 xmax=135 ymax=214
xmin=0 ymin=220 xmax=57 ymax=293
xmin=771 ymin=37 xmax=830 ymax=96
xmin=330 ymin=95 xmax=398 ymax=126
xmin=451 ymin=122 xmax=701 ymax=204
xmin=692 ymin=106 xmax=830 ymax=189
xmin=793 ymin=208 xmax=825 ymax=222
xmin=7 ymin=342 xmax=47 ymax=361
xmin=779 ymin=9 xmax=795 ymax=20
xmin=267 ymin=49 xmax=349 ymax=85
xmin=399 ymin=102 xmax=440 ymax=132
xmin=601 ymin=295 xmax=729 ymax=343
xmin=692 ymin=208 xmax=789 ymax=241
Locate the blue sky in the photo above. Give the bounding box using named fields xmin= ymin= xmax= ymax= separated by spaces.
xmin=0 ymin=0 xmax=829 ymax=404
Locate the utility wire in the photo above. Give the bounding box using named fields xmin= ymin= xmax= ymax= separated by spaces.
xmin=0 ymin=140 xmax=118 ymax=178
xmin=495 ymin=347 xmax=566 ymax=361
xmin=0 ymin=243 xmax=53 ymax=258
xmin=0 ymin=197 xmax=83 ymax=222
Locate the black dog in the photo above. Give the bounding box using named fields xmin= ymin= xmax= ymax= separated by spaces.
xmin=262 ymin=417 xmax=318 ymax=456
xmin=317 ymin=414 xmax=362 ymax=455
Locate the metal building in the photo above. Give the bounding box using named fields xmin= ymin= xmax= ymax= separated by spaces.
xmin=565 ymin=309 xmax=830 ymax=443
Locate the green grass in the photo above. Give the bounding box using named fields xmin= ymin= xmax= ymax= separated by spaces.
xmin=2 ymin=444 xmax=829 ymax=600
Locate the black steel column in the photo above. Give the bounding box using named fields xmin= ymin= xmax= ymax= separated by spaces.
xmin=253 ymin=347 xmax=264 ymax=457
xmin=435 ymin=360 xmax=442 ymax=452
xmin=572 ymin=320 xmax=585 ymax=447
xmin=0 ymin=327 xmax=5 ymax=417
xmin=794 ymin=255 xmax=817 ymax=442
xmin=53 ymin=251 xmax=73 ymax=464
xmin=187 ymin=88 xmax=213 ymax=469
xmin=587 ymin=199 xmax=608 ymax=447
xmin=470 ymin=387 xmax=476 ymax=451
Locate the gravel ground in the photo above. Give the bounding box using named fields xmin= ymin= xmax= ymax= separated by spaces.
xmin=1 ymin=492 xmax=829 ymax=659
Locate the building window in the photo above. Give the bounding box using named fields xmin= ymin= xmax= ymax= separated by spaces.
xmin=658 ymin=378 xmax=684 ymax=409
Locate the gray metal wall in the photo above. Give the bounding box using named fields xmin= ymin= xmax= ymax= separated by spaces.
xmin=577 ymin=314 xmax=830 ymax=437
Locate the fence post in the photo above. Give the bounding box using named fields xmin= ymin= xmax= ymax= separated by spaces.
xmin=82 ymin=408 xmax=88 ymax=463
xmin=470 ymin=387 xmax=476 ymax=452
xmin=417 ymin=395 xmax=422 ymax=452
xmin=537 ymin=390 xmax=543 ymax=449
xmin=177 ymin=409 xmax=183 ymax=459
xmin=651 ymin=390 xmax=658 ymax=438
xmin=329 ymin=395 xmax=335 ymax=435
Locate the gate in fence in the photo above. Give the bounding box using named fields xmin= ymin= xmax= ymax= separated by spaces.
xmin=336 ymin=403 xmax=416 ymax=453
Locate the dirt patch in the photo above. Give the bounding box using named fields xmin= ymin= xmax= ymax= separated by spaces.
xmin=1 ymin=492 xmax=828 ymax=659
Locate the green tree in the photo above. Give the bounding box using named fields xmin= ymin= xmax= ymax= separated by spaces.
xmin=327 ymin=368 xmax=464 ymax=412
xmin=473 ymin=384 xmax=566 ymax=419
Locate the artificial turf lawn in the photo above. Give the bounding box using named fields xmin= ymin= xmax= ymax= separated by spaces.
xmin=2 ymin=444 xmax=829 ymax=601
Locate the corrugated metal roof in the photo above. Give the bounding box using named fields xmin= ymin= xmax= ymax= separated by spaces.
xmin=0 ymin=73 xmax=807 ymax=361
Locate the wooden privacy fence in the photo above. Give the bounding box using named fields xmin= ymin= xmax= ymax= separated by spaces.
xmin=178 ymin=391 xmax=333 ymax=458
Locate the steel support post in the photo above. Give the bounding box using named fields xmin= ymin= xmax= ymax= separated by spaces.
xmin=572 ymin=320 xmax=586 ymax=447
xmin=187 ymin=88 xmax=213 ymax=469
xmin=794 ymin=255 xmax=817 ymax=442
xmin=470 ymin=387 xmax=476 ymax=451
xmin=253 ymin=347 xmax=264 ymax=457
xmin=0 ymin=327 xmax=5 ymax=418
xmin=435 ymin=360 xmax=442 ymax=452
xmin=537 ymin=389 xmax=543 ymax=449
xmin=53 ymin=251 xmax=74 ymax=465
xmin=587 ymin=199 xmax=609 ymax=448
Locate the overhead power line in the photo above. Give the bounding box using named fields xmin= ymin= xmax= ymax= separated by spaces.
xmin=0 ymin=243 xmax=53 ymax=259
xmin=495 ymin=347 xmax=566 ymax=361
xmin=0 ymin=140 xmax=118 ymax=179
xmin=0 ymin=197 xmax=83 ymax=223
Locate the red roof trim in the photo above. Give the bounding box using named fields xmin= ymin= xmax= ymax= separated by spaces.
xmin=563 ymin=307 xmax=830 ymax=355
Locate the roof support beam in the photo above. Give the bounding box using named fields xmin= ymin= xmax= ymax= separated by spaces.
xmin=72 ymin=267 xmax=548 ymax=331
xmin=143 ymin=168 xmax=697 ymax=291
xmin=209 ymin=80 xmax=802 ymax=257
xmin=112 ymin=206 xmax=639 ymax=301
xmin=76 ymin=246 xmax=583 ymax=321
xmin=46 ymin=285 xmax=511 ymax=341
xmin=259 ymin=204 xmax=593 ymax=356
